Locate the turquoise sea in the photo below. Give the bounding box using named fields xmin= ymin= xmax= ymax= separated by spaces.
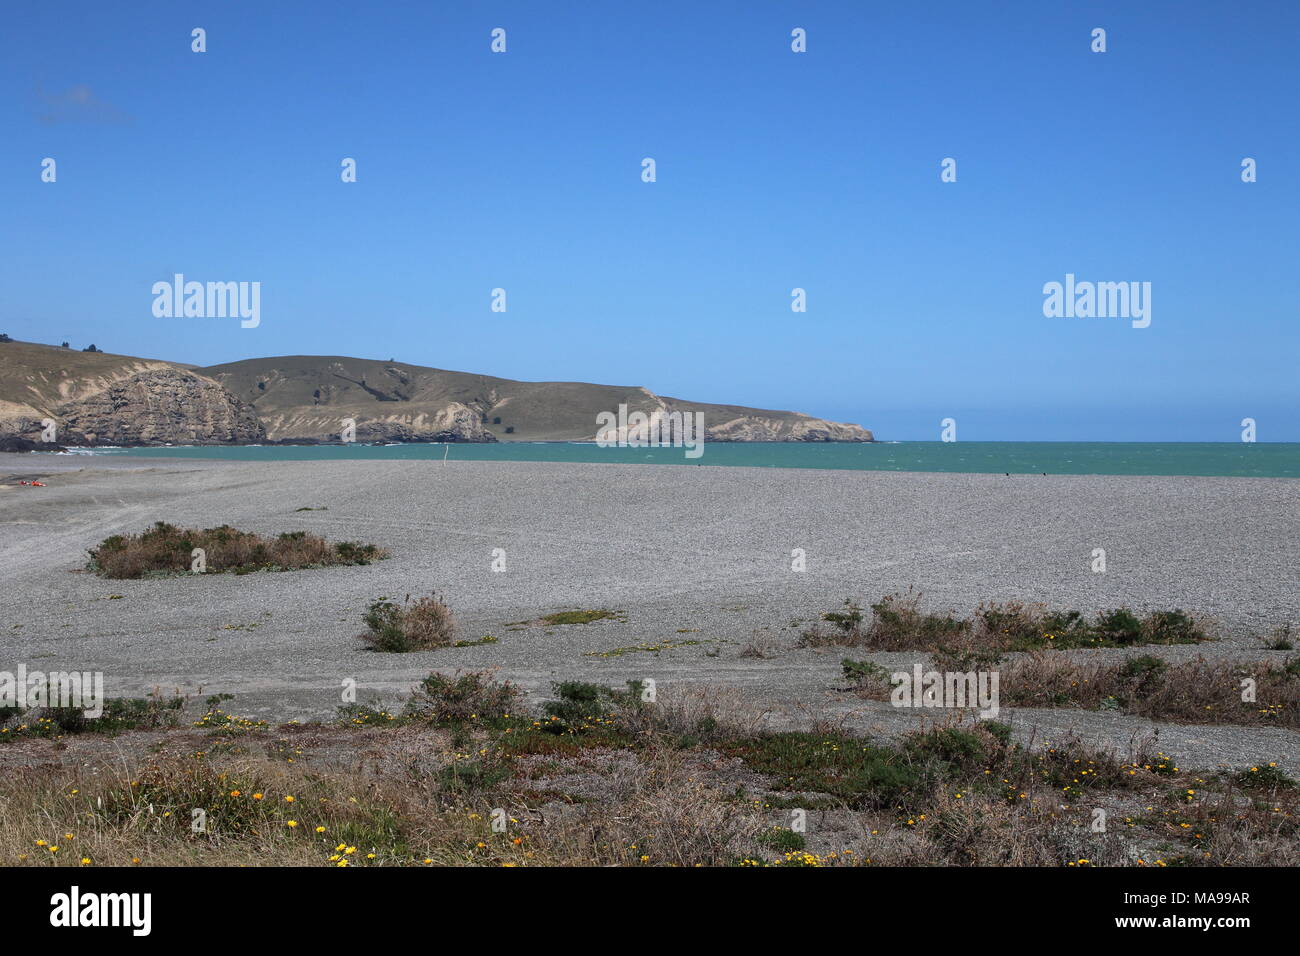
xmin=83 ymin=442 xmax=1300 ymax=478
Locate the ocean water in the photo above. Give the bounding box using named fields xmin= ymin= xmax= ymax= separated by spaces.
xmin=79 ymin=441 xmax=1300 ymax=478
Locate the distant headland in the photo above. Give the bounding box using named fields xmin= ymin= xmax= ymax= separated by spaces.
xmin=0 ymin=339 xmax=872 ymax=448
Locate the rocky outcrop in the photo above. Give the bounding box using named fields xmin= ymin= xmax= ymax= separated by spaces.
xmin=649 ymin=392 xmax=872 ymax=443
xmin=348 ymin=404 xmax=499 ymax=443
xmin=56 ymin=368 xmax=266 ymax=445
xmin=256 ymin=401 xmax=498 ymax=443
xmin=0 ymin=435 xmax=66 ymax=452
xmin=705 ymin=414 xmax=872 ymax=442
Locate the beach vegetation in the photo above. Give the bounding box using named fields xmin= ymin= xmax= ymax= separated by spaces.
xmin=360 ymin=594 xmax=458 ymax=652
xmin=538 ymin=609 xmax=619 ymax=626
xmin=1 ymin=696 xmax=184 ymax=742
xmin=1263 ymin=624 xmax=1295 ymax=650
xmin=402 ymin=671 xmax=521 ymax=728
xmin=997 ymin=654 xmax=1300 ymax=728
xmin=3 ymin=674 xmax=1298 ymax=867
xmin=88 ymin=522 xmax=386 ymax=579
xmin=804 ymin=592 xmax=1210 ymax=651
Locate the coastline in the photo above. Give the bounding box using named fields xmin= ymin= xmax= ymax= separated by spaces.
xmin=15 ymin=438 xmax=1300 ymax=479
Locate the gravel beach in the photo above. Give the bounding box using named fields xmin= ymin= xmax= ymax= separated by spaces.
xmin=3 ymin=455 xmax=1297 ymax=771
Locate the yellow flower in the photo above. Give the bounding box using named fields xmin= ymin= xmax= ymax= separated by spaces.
xmin=287 ymin=820 xmax=298 ymax=828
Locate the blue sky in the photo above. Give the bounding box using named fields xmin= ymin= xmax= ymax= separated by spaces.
xmin=2 ymin=0 xmax=1296 ymax=441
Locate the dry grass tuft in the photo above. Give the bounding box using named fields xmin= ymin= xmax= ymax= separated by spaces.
xmin=1000 ymin=654 xmax=1300 ymax=727
xmin=616 ymin=683 xmax=769 ymax=743
xmin=360 ymin=594 xmax=459 ymax=652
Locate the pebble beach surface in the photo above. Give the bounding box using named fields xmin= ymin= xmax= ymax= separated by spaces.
xmin=2 ymin=455 xmax=1297 ymax=771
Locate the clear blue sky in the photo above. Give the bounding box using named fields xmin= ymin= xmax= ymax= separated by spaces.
xmin=2 ymin=1 xmax=1296 ymax=441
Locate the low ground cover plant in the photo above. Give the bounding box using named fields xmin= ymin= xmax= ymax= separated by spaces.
xmin=0 ymin=696 xmax=183 ymax=741
xmin=507 ymin=609 xmax=625 ymax=629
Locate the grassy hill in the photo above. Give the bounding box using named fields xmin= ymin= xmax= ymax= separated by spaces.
xmin=0 ymin=340 xmax=186 ymax=427
xmin=196 ymin=355 xmax=872 ymax=442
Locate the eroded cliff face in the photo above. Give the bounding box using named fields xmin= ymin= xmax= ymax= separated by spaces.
xmin=648 ymin=392 xmax=872 ymax=443
xmin=344 ymin=404 xmax=499 ymax=443
xmin=255 ymin=402 xmax=496 ymax=442
xmin=56 ymin=368 xmax=266 ymax=445
xmin=704 ymin=415 xmax=873 ymax=442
